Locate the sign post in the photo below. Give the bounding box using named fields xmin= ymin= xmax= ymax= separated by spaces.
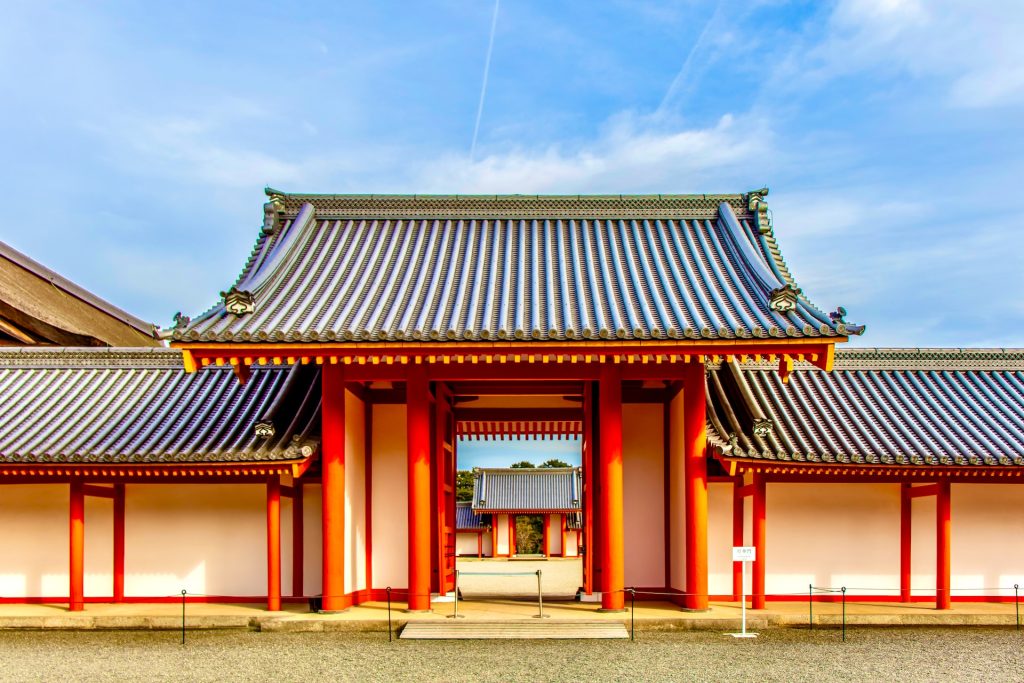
xmin=729 ymin=546 xmax=758 ymax=638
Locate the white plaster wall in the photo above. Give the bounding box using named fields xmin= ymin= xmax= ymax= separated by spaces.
xmin=0 ymin=485 xmax=68 ymax=598
xmin=766 ymin=483 xmax=900 ymax=596
xmin=952 ymin=485 xmax=1024 ymax=597
xmin=345 ymin=390 xmax=367 ymax=594
xmin=371 ymin=403 xmax=407 ymax=588
xmin=281 ymin=496 xmax=294 ymax=595
xmin=707 ymin=482 xmax=733 ymax=596
xmin=303 ymin=484 xmax=323 ymax=595
xmin=910 ymin=494 xmax=936 ymax=594
xmin=623 ymin=403 xmax=664 ymax=587
xmin=564 ymin=531 xmax=580 ymax=557
xmin=84 ymin=495 xmax=114 ymax=597
xmin=668 ymin=392 xmax=686 ymax=591
xmin=495 ymin=514 xmax=510 ymax=555
xmin=125 ymin=484 xmax=265 ymax=597
xmin=456 ymin=532 xmax=483 ymax=556
xmin=547 ymin=514 xmax=563 ymax=556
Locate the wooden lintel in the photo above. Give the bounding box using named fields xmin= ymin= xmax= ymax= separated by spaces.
xmin=906 ymin=483 xmax=941 ymax=498
xmin=81 ymin=484 xmax=116 ymax=499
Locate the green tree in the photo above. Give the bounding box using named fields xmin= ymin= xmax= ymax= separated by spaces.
xmin=539 ymin=458 xmax=571 ymax=468
xmin=510 ymin=460 xmax=535 ymax=468
xmin=456 ymin=470 xmax=475 ymax=502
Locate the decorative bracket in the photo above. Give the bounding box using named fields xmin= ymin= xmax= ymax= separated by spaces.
xmin=769 ymin=284 xmax=802 ymax=312
xmin=778 ymin=356 xmax=794 ymax=384
xmin=221 ymin=287 xmax=255 ymax=315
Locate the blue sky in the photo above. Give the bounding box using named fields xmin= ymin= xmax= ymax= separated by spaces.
xmin=2 ymin=0 xmax=1023 ymax=348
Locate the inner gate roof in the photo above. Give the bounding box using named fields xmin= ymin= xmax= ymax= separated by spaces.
xmin=471 ymin=467 xmax=582 ymax=513
xmin=172 ymin=189 xmax=862 ymax=345
xmin=706 ymin=348 xmax=1024 ymax=469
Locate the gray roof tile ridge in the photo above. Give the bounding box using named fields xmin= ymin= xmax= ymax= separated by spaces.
xmin=711 ymin=347 xmax=1024 ymax=372
xmin=0 ymin=346 xmax=184 ymax=368
xmin=0 ymin=240 xmax=159 ymax=338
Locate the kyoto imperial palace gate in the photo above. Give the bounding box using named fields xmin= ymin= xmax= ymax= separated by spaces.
xmin=168 ymin=190 xmax=859 ymax=612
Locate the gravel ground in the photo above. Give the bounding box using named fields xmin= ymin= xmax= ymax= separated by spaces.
xmin=1 ymin=627 xmax=1022 ymax=682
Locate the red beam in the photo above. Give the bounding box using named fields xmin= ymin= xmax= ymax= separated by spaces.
xmin=69 ymin=481 xmax=84 ymax=612
xmin=267 ymin=478 xmax=281 ymax=611
xmin=113 ymin=484 xmax=125 ymax=603
xmin=907 ymin=483 xmax=941 ymax=498
xmin=683 ymin=362 xmax=708 ymax=611
xmin=321 ymin=365 xmax=347 ymax=611
xmin=598 ymin=365 xmax=625 ymax=611
xmin=937 ymin=481 xmax=951 ymax=610
xmin=453 ymin=408 xmax=582 ymax=422
xmin=81 ymin=484 xmax=115 ymax=499
xmin=407 ymin=368 xmax=432 ymax=611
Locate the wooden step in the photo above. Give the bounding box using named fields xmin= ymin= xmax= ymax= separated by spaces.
xmin=400 ymin=620 xmax=629 ymax=640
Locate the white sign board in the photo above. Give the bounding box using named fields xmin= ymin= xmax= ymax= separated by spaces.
xmin=732 ymin=546 xmax=756 ymax=562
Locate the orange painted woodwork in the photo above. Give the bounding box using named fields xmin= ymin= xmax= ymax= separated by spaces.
xmin=900 ymin=483 xmax=911 ymax=602
xmin=752 ymin=476 xmax=767 ymax=610
xmin=267 ymin=478 xmax=281 ymax=611
xmin=937 ymin=481 xmax=951 ymax=610
xmin=407 ymin=370 xmax=432 ymax=611
xmin=683 ymin=361 xmax=709 ymax=610
xmin=598 ymin=364 xmax=625 ymax=611
xmin=69 ymin=480 xmax=84 ymax=611
xmin=321 ymin=364 xmax=346 ymax=611
xmin=113 ymin=483 xmax=125 ymax=603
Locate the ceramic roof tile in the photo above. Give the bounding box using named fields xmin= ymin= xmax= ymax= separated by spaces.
xmin=471 ymin=467 xmax=582 ymax=512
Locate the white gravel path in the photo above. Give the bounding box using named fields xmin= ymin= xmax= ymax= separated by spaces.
xmin=1 ymin=627 xmax=1023 ymax=682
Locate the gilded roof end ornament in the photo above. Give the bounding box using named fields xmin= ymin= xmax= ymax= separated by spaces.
xmin=829 ymin=306 xmax=867 ymax=336
xmin=254 ymin=421 xmax=276 ymax=438
xmin=221 ymin=287 xmax=255 ymax=316
xmin=752 ymin=419 xmax=774 ymax=438
xmin=769 ymin=284 xmax=802 ymax=312
xmin=747 ymin=187 xmax=771 ymax=234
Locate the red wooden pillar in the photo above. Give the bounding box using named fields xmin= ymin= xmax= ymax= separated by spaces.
xmin=752 ymin=476 xmax=767 ymax=610
xmin=683 ymin=362 xmax=708 ymax=610
xmin=321 ymin=364 xmax=347 ymax=611
xmin=598 ymin=364 xmax=625 ymax=611
xmin=407 ymin=369 xmax=432 ymax=612
xmin=732 ymin=480 xmax=743 ymax=601
xmin=267 ymin=478 xmax=281 ymax=611
xmin=113 ymin=483 xmax=125 ymax=603
xmin=292 ymin=483 xmax=304 ymax=598
xmin=936 ymin=481 xmax=951 ymax=610
xmin=69 ymin=480 xmax=84 ymax=611
xmin=900 ymin=483 xmax=911 ymax=602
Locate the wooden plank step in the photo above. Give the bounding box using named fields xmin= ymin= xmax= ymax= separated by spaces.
xmin=400 ymin=621 xmax=629 ymax=640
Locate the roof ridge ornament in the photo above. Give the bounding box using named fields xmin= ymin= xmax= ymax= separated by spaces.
xmin=263 ymin=187 xmax=287 ymax=235
xmin=171 ymin=312 xmax=191 ymax=330
xmin=747 ymin=187 xmax=771 ymax=234
xmin=769 ymin=284 xmax=802 ymax=312
xmin=752 ymin=419 xmax=774 ymax=438
xmin=829 ymin=306 xmax=866 ymax=336
xmin=221 ymin=287 xmax=255 ymax=315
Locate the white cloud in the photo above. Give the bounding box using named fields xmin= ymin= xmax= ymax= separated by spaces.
xmin=415 ymin=112 xmax=771 ymax=194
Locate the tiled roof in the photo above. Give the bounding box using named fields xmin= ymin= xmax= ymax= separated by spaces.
xmin=456 ymin=502 xmax=487 ymax=530
xmin=706 ymin=349 xmax=1024 ymax=467
xmin=471 ymin=467 xmax=582 ymax=512
xmin=0 ymin=348 xmax=320 ymax=464
xmin=0 ymin=240 xmax=160 ymax=346
xmin=172 ymin=189 xmax=862 ymax=344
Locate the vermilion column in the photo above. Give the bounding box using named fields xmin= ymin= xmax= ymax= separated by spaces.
xmin=598 ymin=364 xmax=625 ymax=611
xmin=937 ymin=481 xmax=951 ymax=610
xmin=267 ymin=478 xmax=281 ymax=611
xmin=69 ymin=480 xmax=85 ymax=611
xmin=683 ymin=362 xmax=708 ymax=610
xmin=752 ymin=476 xmax=767 ymax=610
xmin=407 ymin=369 xmax=432 ymax=612
xmin=900 ymin=483 xmax=911 ymax=602
xmin=321 ymin=364 xmax=347 ymax=611
xmin=113 ymin=483 xmax=125 ymax=603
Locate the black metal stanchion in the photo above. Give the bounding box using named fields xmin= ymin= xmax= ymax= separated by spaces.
xmin=809 ymin=584 xmax=813 ymax=631
xmin=181 ymin=590 xmax=186 ymax=645
xmin=386 ymin=587 xmax=393 ymax=642
xmin=1016 ymin=584 xmax=1019 ymax=632
xmin=841 ymin=587 xmax=846 ymax=642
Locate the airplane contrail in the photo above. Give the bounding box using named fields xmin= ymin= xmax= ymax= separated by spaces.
xmin=470 ymin=0 xmax=500 ymax=161
xmin=657 ymin=1 xmax=722 ymax=115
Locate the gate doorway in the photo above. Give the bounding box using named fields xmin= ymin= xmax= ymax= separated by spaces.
xmin=513 ymin=514 xmax=545 ymax=556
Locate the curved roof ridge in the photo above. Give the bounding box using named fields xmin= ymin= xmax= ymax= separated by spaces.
xmin=0 ymin=346 xmax=182 ymax=368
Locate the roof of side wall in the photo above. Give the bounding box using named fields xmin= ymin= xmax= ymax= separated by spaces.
xmin=706 ymin=348 xmax=1024 ymax=468
xmin=172 ymin=190 xmax=862 ymax=344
